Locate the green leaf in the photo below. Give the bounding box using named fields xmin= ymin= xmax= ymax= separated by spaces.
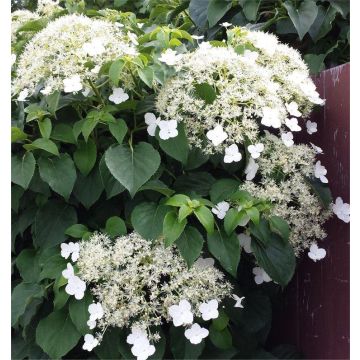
xmin=194 ymin=82 xmax=217 ymax=104
xmin=11 ymin=185 xmax=24 ymax=213
xmin=105 ymin=142 xmax=161 ymax=197
xmin=176 ymin=226 xmax=204 ymax=267
xmin=283 ymin=0 xmax=318 ymax=40
xmin=11 ymin=127 xmax=28 ymax=143
xmin=74 ymin=139 xmax=97 ymax=176
xmin=37 ymin=118 xmax=52 ymax=139
xmin=24 ymin=104 xmax=50 ymax=122
xmin=166 ymin=194 xmax=191 ymax=207
xmin=239 ymin=0 xmax=261 ymax=21
xmin=45 ymin=91 xmax=61 ymax=115
xmin=170 ymin=326 xmax=205 ymax=359
xmin=109 ymin=119 xmax=128 ymax=144
xmin=178 ymin=204 xmax=193 ymax=222
xmin=251 ymin=225 xmax=296 ymax=287
xmin=224 ymin=208 xmax=249 ymax=235
xmin=11 ymin=152 xmax=36 ymax=189
xmin=82 ymin=114 xmax=99 ymax=142
xmin=39 ymin=253 xmax=67 ymax=280
xmin=308 ymin=4 xmax=337 ymax=42
xmin=15 ymin=249 xmax=40 ymax=283
xmin=138 ymin=67 xmax=154 ymax=87
xmin=33 ymin=200 xmax=77 ymax=249
xmin=11 ymin=282 xmax=43 ymax=326
xmin=189 ymin=0 xmax=209 ymax=28
xmin=306 ymin=177 xmax=333 ymax=208
xmin=246 ymin=207 xmax=260 ymax=225
xmin=109 ymin=59 xmax=125 ymax=86
xmin=131 ymin=202 xmax=170 ymax=240
xmin=158 ymin=122 xmax=189 ymax=164
xmin=210 ymin=179 xmax=240 ymax=203
xmin=185 ymin=147 xmax=209 ymax=170
xmin=105 ymin=216 xmax=127 ymax=237
xmin=51 ymin=123 xmax=76 ymax=144
xmin=163 ymin=211 xmax=187 ymax=247
xmin=194 ymin=205 xmax=214 ymax=234
xmin=69 ymin=292 xmax=93 ymax=335
xmin=207 ymin=230 xmax=240 ymax=277
xmin=207 ymin=0 xmax=232 ymax=27
xmin=304 ymin=53 xmax=326 ymax=74
xmin=99 ymin=155 xmax=125 ymax=199
xmin=249 ymin=218 xmax=271 ymax=246
xmin=53 ymin=286 xmax=70 ymax=311
xmin=139 ymin=179 xmax=175 ymax=197
xmin=95 ymin=328 xmax=131 ymax=360
xmin=65 ymin=224 xmax=89 ymax=238
xmin=36 ymin=308 xmax=81 ymax=359
xmin=174 ymin=172 xmax=216 ymax=197
xmin=38 ymin=154 xmax=77 ymax=200
xmin=212 ymin=310 xmax=229 ymax=331
xmin=24 ymin=138 xmax=59 ymax=156
xmin=269 ymin=216 xmax=290 ymax=242
xmin=209 ymin=325 xmax=232 ymax=349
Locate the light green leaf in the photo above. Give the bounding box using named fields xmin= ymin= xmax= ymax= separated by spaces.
xmin=11 ymin=152 xmax=36 ymax=189
xmin=163 ymin=211 xmax=187 ymax=247
xmin=109 ymin=59 xmax=125 ymax=86
xmin=166 ymin=194 xmax=191 ymax=207
xmin=24 ymin=138 xmax=59 ymax=156
xmin=65 ymin=224 xmax=89 ymax=239
xmin=194 ymin=205 xmax=214 ymax=234
xmin=138 ymin=67 xmax=154 ymax=88
xmin=45 ymin=91 xmax=61 ymax=115
xmin=11 ymin=127 xmax=28 ymax=143
xmin=74 ymin=139 xmax=97 ymax=176
xmin=37 ymin=118 xmax=52 ymax=139
xmin=224 ymin=208 xmax=249 ymax=235
xmin=176 ymin=226 xmax=204 ymax=268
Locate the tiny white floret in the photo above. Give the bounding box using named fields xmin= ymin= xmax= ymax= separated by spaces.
xmin=62 ymin=263 xmax=74 ymax=280
xmin=17 ymin=88 xmax=29 ymax=102
xmin=168 ymin=300 xmax=193 ymax=327
xmin=65 ymin=275 xmax=86 ymax=300
xmin=245 ymin=158 xmax=259 ymax=181
xmin=63 ymin=75 xmax=82 ymax=93
xmin=158 ymin=49 xmax=182 ymax=66
xmin=285 ymin=118 xmax=301 ymax=132
xmin=232 ymin=294 xmax=245 ymax=308
xmin=285 ymin=101 xmax=302 ymax=117
xmin=88 ymin=302 xmax=104 ymax=321
xmin=261 ymin=107 xmax=281 ymax=128
xmin=194 ymin=257 xmax=215 ymax=269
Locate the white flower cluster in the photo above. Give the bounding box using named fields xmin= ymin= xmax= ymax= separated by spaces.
xmin=13 ymin=14 xmax=138 ymax=96
xmin=74 ymin=232 xmax=232 ymax=359
xmin=36 ymin=0 xmax=62 ymax=16
xmin=11 ymin=10 xmax=40 ymax=44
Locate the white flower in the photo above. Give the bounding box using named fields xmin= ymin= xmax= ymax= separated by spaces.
xmin=206 ymin=125 xmax=228 ymax=146
xmin=224 ymin=144 xmax=242 ymax=163
xmin=158 ymin=49 xmax=182 ymax=66
xmin=40 ymin=85 xmax=53 ymax=95
xmin=62 ymin=263 xmax=74 ymax=279
xmin=88 ymin=302 xmax=104 ymax=321
xmin=232 ymin=294 xmax=245 ymax=308
xmin=128 ymin=32 xmax=139 ymax=45
xmin=248 ymin=143 xmax=264 ymax=159
xmin=65 ymin=275 xmax=86 ymax=300
xmin=238 ymin=233 xmax=252 ymax=253
xmin=87 ymin=319 xmax=96 ymax=329
xmin=82 ymin=334 xmax=99 ymax=351
xmin=82 ymin=37 xmax=105 ymax=56
xmin=308 ymin=243 xmax=326 ymax=262
xmin=212 ymin=201 xmax=230 ymax=220
xmin=199 ymin=299 xmax=219 ymax=321
xmin=243 ymin=50 xmax=258 ymax=63
xmin=285 ymin=118 xmax=301 ymax=132
xmin=198 ymin=41 xmax=212 ymax=51
xmin=144 ymin=112 xmax=161 ymax=136
xmin=127 ymin=328 xmax=148 ymax=345
xmin=17 ymin=88 xmax=29 ymax=102
xmin=158 ymin=120 xmax=178 ymax=140
xmin=285 ymin=101 xmax=302 ymax=117
xmin=109 ymin=87 xmax=129 ymax=104
xmin=261 ymin=107 xmax=281 ymax=128
xmin=11 ymin=53 xmax=16 ymax=66
xmin=252 ymin=267 xmax=272 ymax=285
xmin=194 ymin=257 xmax=215 ymax=269
xmin=168 ymin=299 xmax=193 ymax=327
xmin=191 ymin=35 xmax=204 ymax=40
xmin=220 ymin=22 xmax=232 ymax=28
xmin=281 ymin=132 xmax=294 ymax=147
xmin=245 ymin=158 xmax=259 ymax=181
xmin=314 ymin=160 xmax=328 ymax=183
xmin=306 ymin=120 xmax=317 ymax=134
xmin=131 ymin=339 xmax=155 ymax=360
xmin=332 ymin=197 xmax=350 ymax=223
xmin=63 ymin=75 xmax=82 ymax=93
xmin=185 ymin=323 xmax=209 ymax=345
xmin=310 ymin=143 xmax=323 ymax=154
xmin=61 ymin=242 xmax=80 ymax=262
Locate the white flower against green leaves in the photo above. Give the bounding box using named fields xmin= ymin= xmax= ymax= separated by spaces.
xmin=158 ymin=120 xmax=178 ymax=140
xmin=184 ymin=323 xmax=209 ymax=344
xmin=306 ymin=120 xmax=317 ymax=134
xmin=314 ymin=160 xmax=328 ymax=183
xmin=206 ymin=125 xmax=228 ymax=146
xmin=281 ymin=132 xmax=294 ymax=147
xmin=61 ymin=242 xmax=80 ymax=262
xmin=248 ymin=143 xmax=264 ymax=159
xmin=87 ymin=319 xmax=96 ymax=329
xmin=144 ymin=112 xmax=161 ymax=136
xmin=65 ymin=275 xmax=86 ymax=300
xmin=245 ymin=158 xmax=259 ymax=181
xmin=199 ymin=299 xmax=219 ymax=321
xmin=232 ymin=294 xmax=245 ymax=308
xmin=220 ymin=22 xmax=232 ymax=28
xmin=238 ymin=233 xmax=252 ymax=253
xmin=224 ymin=144 xmax=242 ymax=163
xmin=158 ymin=49 xmax=182 ymax=66
xmin=62 ymin=263 xmax=74 ymax=280
xmin=332 ymin=197 xmax=350 ymax=223
xmin=109 ymin=88 xmax=129 ymax=104
xmin=308 ymin=243 xmax=326 ymax=262
xmin=63 ymin=75 xmax=83 ymax=93
xmin=168 ymin=300 xmax=193 ymax=327
xmin=88 ymin=302 xmax=104 ymax=322
xmin=285 ymin=118 xmax=301 ymax=132
xmin=261 ymin=107 xmax=281 ymax=128
xmin=82 ymin=334 xmax=99 ymax=351
xmin=212 ymin=201 xmax=230 ymax=220
xmin=252 ymin=267 xmax=271 ymax=285
xmin=243 ymin=50 xmax=258 ymax=63
xmin=285 ymin=101 xmax=302 ymax=117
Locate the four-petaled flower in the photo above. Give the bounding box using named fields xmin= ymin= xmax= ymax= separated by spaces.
xmin=88 ymin=302 xmax=104 ymax=322
xmin=144 ymin=112 xmax=161 ymax=136
xmin=17 ymin=88 xmax=29 ymax=102
xmin=212 ymin=201 xmax=230 ymax=220
xmin=308 ymin=243 xmax=326 ymax=262
xmin=206 ymin=125 xmax=228 ymax=146
xmin=261 ymin=107 xmax=281 ymax=128
xmin=82 ymin=37 xmax=105 ymax=56
xmin=306 ymin=120 xmax=317 ymax=134
xmin=109 ymin=87 xmax=129 ymax=104
xmin=184 ymin=323 xmax=209 ymax=345
xmin=332 ymin=197 xmax=350 ymax=223
xmin=83 ymin=334 xmax=99 ymax=352
xmin=281 ymin=132 xmax=294 ymax=147
xmin=61 ymin=242 xmax=80 ymax=262
xmin=168 ymin=299 xmax=193 ymax=327
xmin=158 ymin=120 xmax=178 ymax=140
xmin=248 ymin=143 xmax=264 ymax=159
xmin=63 ymin=75 xmax=82 ymax=93
xmin=285 ymin=101 xmax=302 ymax=117
xmin=62 ymin=263 xmax=74 ymax=279
xmin=285 ymin=118 xmax=301 ymax=132
xmin=224 ymin=144 xmax=242 ymax=163
xmin=252 ymin=267 xmax=272 ymax=285
xmin=158 ymin=49 xmax=182 ymax=66
xmin=127 ymin=328 xmax=155 ymax=360
xmin=314 ymin=160 xmax=328 ymax=183
xmin=199 ymin=299 xmax=219 ymax=321
xmin=232 ymin=294 xmax=245 ymax=308
xmin=238 ymin=233 xmax=252 ymax=253
xmin=245 ymin=158 xmax=259 ymax=181
xmin=65 ymin=275 xmax=86 ymax=300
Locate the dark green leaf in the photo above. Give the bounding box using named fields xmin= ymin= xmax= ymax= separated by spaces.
xmin=15 ymin=249 xmax=40 ymax=283
xmin=65 ymin=224 xmax=89 ymax=238
xmin=209 ymin=325 xmax=232 ymax=349
xmin=170 ymin=326 xmax=205 ymax=359
xmin=189 ymin=0 xmax=209 ymax=28
xmin=308 ymin=5 xmax=337 ymax=42
xmin=39 ymin=253 xmax=67 ymax=280
xmin=176 ymin=226 xmax=204 ymax=267
xmin=69 ymin=292 xmax=93 ymax=335
xmin=105 ymin=216 xmax=127 ymax=237
xmin=99 ymin=155 xmax=125 ymax=199
xmin=210 ymin=178 xmax=239 ymax=203
xmin=37 ymin=118 xmax=52 ymax=139
xmin=51 ymin=123 xmax=76 ymax=144
xmin=239 ymin=0 xmax=261 ymax=21
xmin=139 ymin=179 xmax=175 ymax=197
xmin=306 ymin=177 xmax=333 ymax=208
xmin=224 ymin=208 xmax=249 ymax=235
xmin=212 ymin=310 xmax=229 ymax=331
xmin=185 ymin=148 xmax=209 ymax=170
xmin=194 ymin=83 xmax=217 ymax=104
xmin=109 ymin=119 xmax=128 ymax=144
xmin=269 ymin=216 xmax=290 ymax=242
xmin=207 ymin=0 xmax=232 ymax=27
xmin=45 ymin=91 xmax=61 ymax=115
xmin=11 ymin=152 xmax=36 ymax=189
xmin=174 ymin=172 xmax=216 ymax=197
xmin=74 ymin=139 xmax=97 ymax=176
xmin=109 ymin=59 xmax=125 ymax=86
xmin=24 ymin=138 xmax=59 ymax=156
